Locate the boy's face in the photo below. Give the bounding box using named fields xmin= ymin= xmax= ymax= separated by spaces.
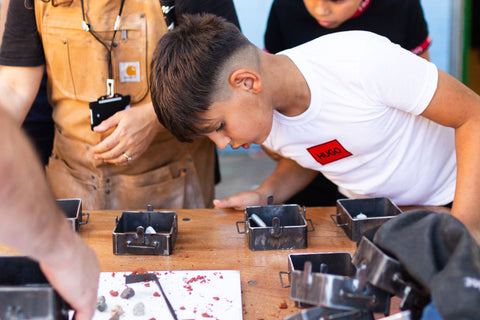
xmin=303 ymin=0 xmax=363 ymax=29
xmin=200 ymin=92 xmax=273 ymax=150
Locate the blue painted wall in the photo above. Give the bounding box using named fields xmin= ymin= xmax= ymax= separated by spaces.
xmin=421 ymin=0 xmax=451 ymax=72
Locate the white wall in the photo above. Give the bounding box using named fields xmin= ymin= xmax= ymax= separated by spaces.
xmin=233 ymin=0 xmax=452 ymax=72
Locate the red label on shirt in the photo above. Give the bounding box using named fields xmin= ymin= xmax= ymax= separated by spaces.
xmin=307 ymin=140 xmax=352 ymax=165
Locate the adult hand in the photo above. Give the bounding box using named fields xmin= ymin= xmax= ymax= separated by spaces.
xmin=91 ymin=103 xmax=164 ymax=164
xmin=213 ymin=189 xmax=270 ymax=210
xmin=40 ymin=234 xmax=100 ymax=320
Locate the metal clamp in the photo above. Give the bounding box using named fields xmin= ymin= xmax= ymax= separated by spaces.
xmin=301 ymin=206 xmax=316 ymax=232
xmin=106 ymin=79 xmax=114 ymax=97
xmin=79 ymin=212 xmax=90 ymax=225
xmin=235 ymin=220 xmax=247 ymax=234
xmin=284 ymin=307 xmax=374 ymax=320
xmin=270 ymin=217 xmax=282 ymax=238
xmin=267 ymin=195 xmax=274 ymax=205
xmin=339 ymin=289 xmax=378 ymax=306
xmin=330 ymin=213 xmax=348 ymax=227
xmin=279 ymin=270 xmax=291 ymax=288
xmin=125 ymin=226 xmax=160 ymax=249
xmin=306 ymin=218 xmax=315 ymax=232
xmin=126 ymin=241 xmax=160 ymax=249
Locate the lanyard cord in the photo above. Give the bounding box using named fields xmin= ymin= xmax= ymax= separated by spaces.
xmin=80 ymin=0 xmax=126 ymax=96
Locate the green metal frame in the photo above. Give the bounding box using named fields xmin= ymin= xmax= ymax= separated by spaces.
xmin=462 ymin=0 xmax=472 ymax=84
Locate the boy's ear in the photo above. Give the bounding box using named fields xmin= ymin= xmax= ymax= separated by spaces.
xmin=229 ymin=69 xmax=262 ymax=93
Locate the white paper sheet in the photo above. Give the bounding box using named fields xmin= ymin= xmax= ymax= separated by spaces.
xmin=93 ymin=270 xmax=243 ymax=320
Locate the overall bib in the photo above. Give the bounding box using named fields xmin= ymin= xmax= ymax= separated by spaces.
xmin=35 ymin=0 xmax=215 ymax=210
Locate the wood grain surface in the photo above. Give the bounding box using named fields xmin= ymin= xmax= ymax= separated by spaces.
xmin=0 ymin=205 xmax=450 ymax=320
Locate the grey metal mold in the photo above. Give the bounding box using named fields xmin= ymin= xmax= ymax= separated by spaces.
xmin=236 ymin=203 xmax=314 ymax=251
xmin=0 ymin=256 xmax=69 ymax=320
xmin=113 ymin=205 xmax=177 ymax=255
xmin=332 ymin=197 xmax=403 ymax=241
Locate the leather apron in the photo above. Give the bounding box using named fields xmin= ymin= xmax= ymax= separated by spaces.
xmin=35 ymin=0 xmax=215 ymax=210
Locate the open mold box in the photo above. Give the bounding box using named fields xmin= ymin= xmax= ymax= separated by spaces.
xmin=0 ymin=256 xmax=69 ymax=320
xmin=279 ymin=252 xmax=356 ymax=309
xmin=352 ymin=237 xmax=430 ymax=314
xmin=56 ymin=198 xmax=89 ymax=232
xmin=236 ymin=203 xmax=314 ymax=251
xmin=332 ymin=197 xmax=403 ymax=241
xmin=284 ymin=306 xmax=374 ymax=320
xmin=113 ymin=206 xmax=177 ymax=255
xmin=279 ymin=252 xmax=390 ymax=316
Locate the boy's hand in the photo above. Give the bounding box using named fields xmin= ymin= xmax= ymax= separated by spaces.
xmin=213 ymin=190 xmax=270 ymax=210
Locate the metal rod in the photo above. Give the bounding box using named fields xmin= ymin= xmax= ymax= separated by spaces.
xmin=250 ymin=213 xmax=267 ymax=227
xmin=126 ymin=273 xmax=178 ymax=320
xmin=153 ymin=276 xmax=178 ymax=320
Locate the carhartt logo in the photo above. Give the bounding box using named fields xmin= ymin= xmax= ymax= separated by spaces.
xmin=126 ymin=65 xmax=136 ymax=76
xmin=119 ymin=62 xmax=140 ymax=82
xmin=307 ymin=140 xmax=352 ymax=165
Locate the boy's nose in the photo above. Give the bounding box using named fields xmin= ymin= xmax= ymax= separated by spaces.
xmin=207 ymin=132 xmax=231 ymax=150
xmin=315 ymin=2 xmax=331 ymax=16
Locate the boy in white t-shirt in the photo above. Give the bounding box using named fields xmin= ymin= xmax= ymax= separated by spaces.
xmin=150 ymin=14 xmax=480 ymax=242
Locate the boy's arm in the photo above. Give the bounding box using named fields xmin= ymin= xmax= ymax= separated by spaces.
xmin=420 ymin=69 xmax=480 ymax=242
xmin=213 ymin=157 xmax=318 ymax=210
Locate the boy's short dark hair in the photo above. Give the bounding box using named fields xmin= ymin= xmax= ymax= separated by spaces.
xmin=150 ymin=13 xmax=251 ymax=143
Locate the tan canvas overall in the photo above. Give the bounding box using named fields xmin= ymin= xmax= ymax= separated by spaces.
xmin=35 ymin=0 xmax=215 ymax=210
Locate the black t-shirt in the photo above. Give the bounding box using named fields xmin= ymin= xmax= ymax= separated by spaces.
xmin=0 ymin=0 xmax=240 ymax=66
xmin=264 ymin=0 xmax=430 ymax=54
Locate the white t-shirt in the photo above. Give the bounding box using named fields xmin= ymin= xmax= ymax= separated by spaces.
xmin=262 ymin=31 xmax=456 ymax=206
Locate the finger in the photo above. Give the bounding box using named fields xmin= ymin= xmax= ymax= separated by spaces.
xmin=91 ymin=134 xmax=120 ymax=155
xmin=102 ymin=150 xmax=135 ymax=165
xmin=213 ymin=199 xmax=228 ymax=208
xmin=92 ymin=111 xmax=123 ymax=133
xmin=105 ymin=152 xmax=133 ymax=165
xmin=94 ymin=144 xmax=128 ymax=162
xmin=213 ymin=199 xmax=245 ymax=210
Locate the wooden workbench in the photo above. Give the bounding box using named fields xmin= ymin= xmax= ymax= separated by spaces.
xmin=0 ymin=206 xmax=450 ymax=320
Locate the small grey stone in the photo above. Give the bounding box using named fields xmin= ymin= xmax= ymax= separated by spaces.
xmin=355 ymin=213 xmax=368 ymax=219
xmin=120 ymin=287 xmax=135 ymax=299
xmin=132 ymin=302 xmax=145 ymax=316
xmin=109 ymin=305 xmax=124 ymax=320
xmin=96 ymin=296 xmax=107 ymax=312
xmin=145 ymin=226 xmax=156 ymax=234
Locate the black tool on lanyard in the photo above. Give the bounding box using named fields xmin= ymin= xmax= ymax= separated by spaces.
xmin=82 ymin=0 xmax=131 ymax=130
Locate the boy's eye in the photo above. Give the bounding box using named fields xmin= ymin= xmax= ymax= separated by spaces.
xmin=216 ymin=122 xmax=225 ymax=132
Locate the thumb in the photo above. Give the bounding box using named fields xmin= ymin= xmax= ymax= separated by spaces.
xmin=93 ymin=112 xmax=123 ymax=133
